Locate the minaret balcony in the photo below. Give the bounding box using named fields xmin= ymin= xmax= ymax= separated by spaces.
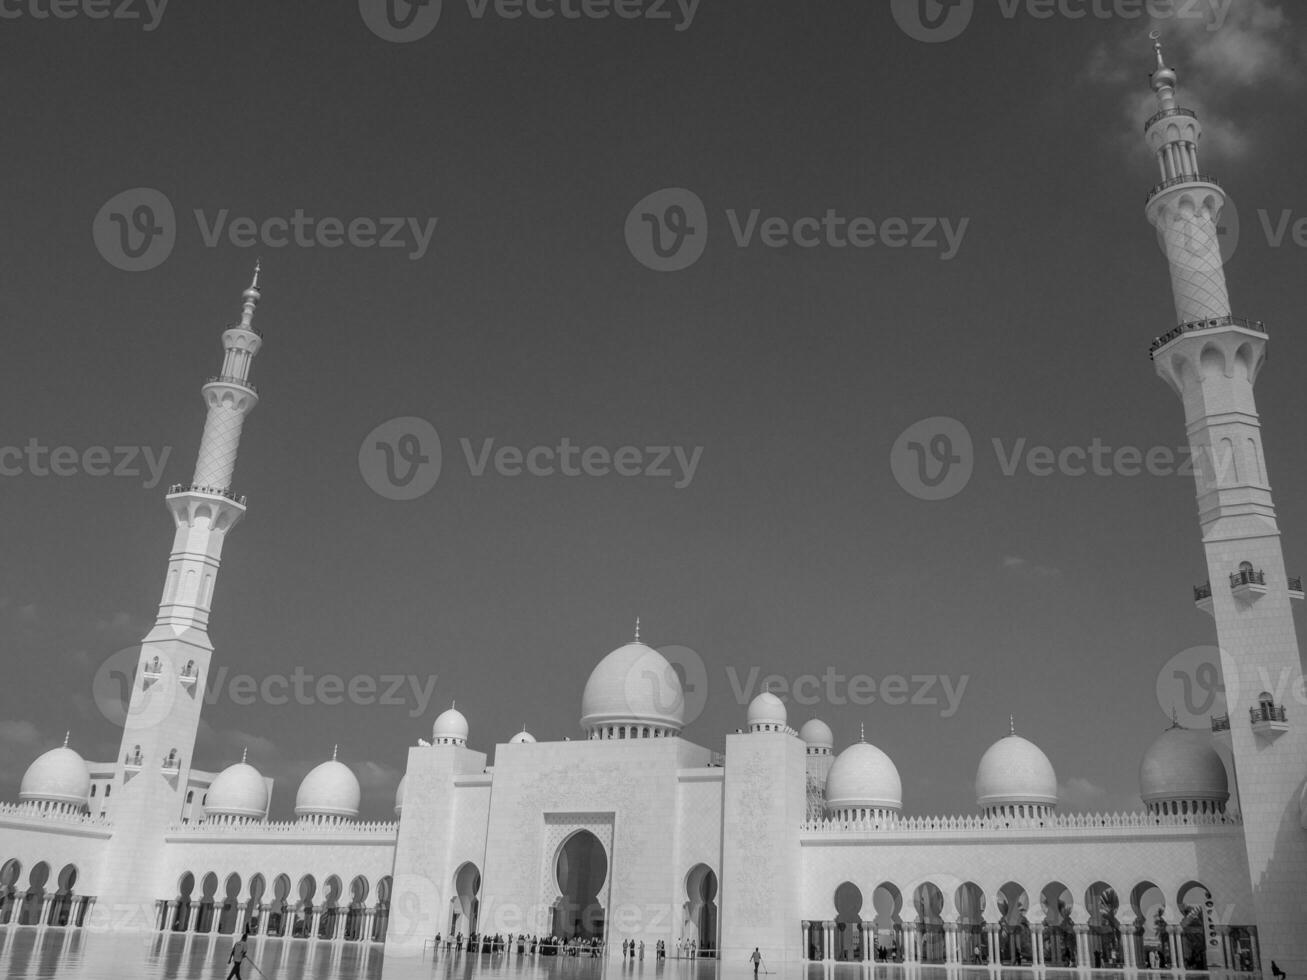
xmin=1145 ymin=172 xmax=1220 ymax=204
xmin=1144 ymin=106 xmax=1197 ymax=132
xmin=167 ymin=484 xmax=248 ymax=506
xmin=1193 ymin=582 xmax=1213 ymax=616
xmin=1250 ymin=703 xmax=1288 ymax=739
xmin=1230 ymin=567 xmax=1267 ymax=604
xmin=204 ymin=374 xmax=258 ymax=395
xmin=1149 ymin=315 xmax=1268 ymax=360
xmin=1210 ymin=714 xmax=1230 ymax=734
xmin=1290 ymin=577 xmax=1304 ymax=602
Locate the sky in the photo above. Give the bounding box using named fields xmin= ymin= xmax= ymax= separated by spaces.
xmin=1 ymin=0 xmax=1306 ymax=821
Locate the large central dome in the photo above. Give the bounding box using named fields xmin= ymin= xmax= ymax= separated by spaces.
xmin=580 ymin=641 xmax=684 ymax=738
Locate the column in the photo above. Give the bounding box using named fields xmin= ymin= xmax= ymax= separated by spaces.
xmin=37 ymin=895 xmax=53 ymax=928
xmin=308 ymin=905 xmax=321 ymax=940
xmin=801 ymin=922 xmax=810 ymax=960
xmin=1031 ymin=924 xmax=1045 ymax=967
xmin=945 ymin=922 xmax=959 ymax=964
xmin=903 ymin=923 xmax=917 ymax=963
xmin=1076 ymin=923 xmax=1091 ymax=968
xmin=1169 ymin=925 xmax=1184 ymax=973
xmin=1122 ymin=925 xmax=1137 ymax=969
xmin=1217 ymin=926 xmax=1231 ymax=970
xmin=824 ymin=921 xmax=834 ymax=961
xmin=188 ymin=903 xmax=202 ymax=933
xmin=364 ymin=909 xmax=376 ymax=943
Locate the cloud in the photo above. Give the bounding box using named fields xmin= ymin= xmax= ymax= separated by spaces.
xmin=94 ymin=611 xmax=150 ymax=639
xmin=1084 ymin=1 xmax=1304 ymax=160
xmin=1001 ymin=556 xmax=1062 ymax=579
xmin=0 ymin=721 xmax=56 ymax=789
xmin=1059 ymin=776 xmax=1138 ymax=814
xmin=195 ymin=720 xmax=280 ymax=767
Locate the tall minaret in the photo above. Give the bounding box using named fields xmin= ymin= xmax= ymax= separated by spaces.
xmin=1143 ymin=40 xmax=1307 ymax=976
xmin=101 ymin=268 xmax=266 ymax=924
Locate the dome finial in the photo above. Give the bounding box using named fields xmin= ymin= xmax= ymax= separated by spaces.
xmin=241 ymin=747 xmax=248 ymax=764
xmin=239 ymin=260 xmax=262 ymax=330
xmin=634 ymin=616 xmax=641 ymax=642
xmin=63 ymin=731 xmax=70 ymax=748
xmin=1009 ymin=715 xmax=1016 ymax=737
xmin=859 ymin=722 xmax=866 ymax=743
xmin=451 ymin=699 xmax=456 ymax=710
xmin=332 ymin=744 xmax=338 ymax=761
xmin=1148 ymin=29 xmax=1179 ymax=105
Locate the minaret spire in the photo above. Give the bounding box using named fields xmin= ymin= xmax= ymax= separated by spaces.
xmin=239 ymin=260 xmax=261 ymax=330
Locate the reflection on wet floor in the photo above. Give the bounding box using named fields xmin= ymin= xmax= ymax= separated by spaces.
xmin=0 ymin=928 xmax=1219 ymax=980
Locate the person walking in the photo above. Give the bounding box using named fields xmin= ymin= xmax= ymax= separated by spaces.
xmin=639 ymin=940 xmax=645 ymax=960
xmin=750 ymin=947 xmax=763 ymax=977
xmin=1272 ymin=962 xmax=1287 ymax=980
xmin=226 ymin=930 xmax=251 ymax=980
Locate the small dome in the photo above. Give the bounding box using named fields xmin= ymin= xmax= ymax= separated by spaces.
xmin=1139 ymin=725 xmax=1229 ymax=806
xmin=580 ymin=642 xmax=684 ymax=735
xmin=394 ymin=775 xmax=406 ymax=818
xmin=510 ymin=729 xmax=536 ymax=744
xmin=799 ymin=719 xmax=834 ymax=749
xmin=205 ymin=761 xmax=268 ymax=820
xmin=20 ymin=746 xmax=90 ymax=810
xmin=747 ymin=691 xmax=787 ymax=730
xmin=432 ymin=707 xmax=469 ymax=745
xmin=295 ymin=758 xmax=360 ymax=820
xmin=976 ymin=734 xmax=1058 ymax=809
xmin=826 ymin=740 xmax=902 ymax=811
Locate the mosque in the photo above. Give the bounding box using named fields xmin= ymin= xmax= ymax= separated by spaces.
xmin=1 ymin=42 xmax=1305 ymax=979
